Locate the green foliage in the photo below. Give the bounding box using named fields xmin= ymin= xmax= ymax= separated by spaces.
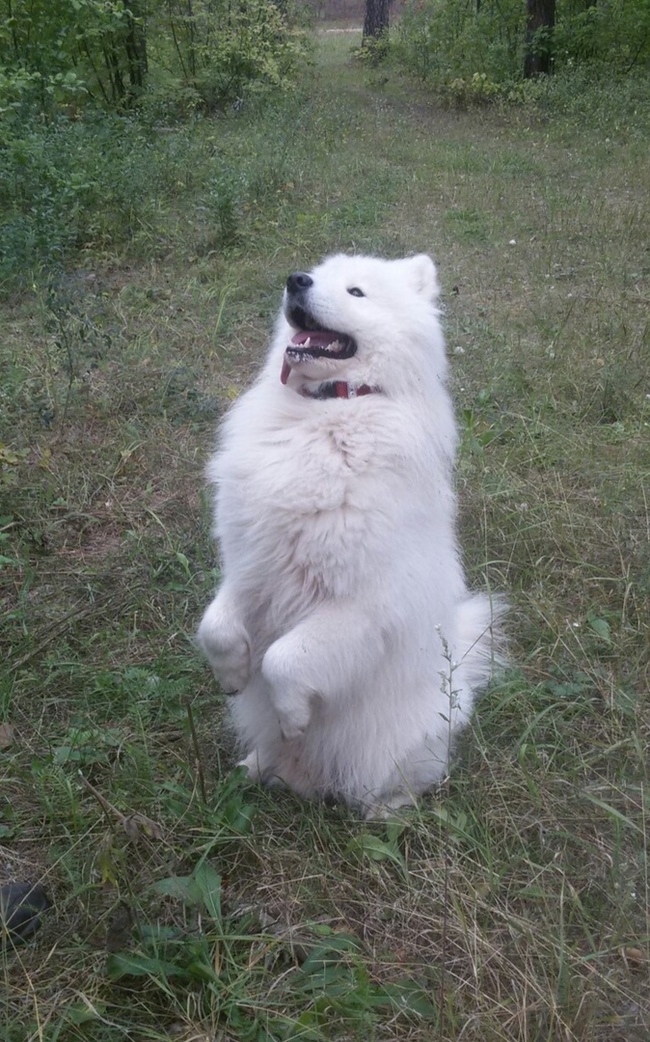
xmin=505 ymin=61 xmax=650 ymax=129
xmin=0 ymin=0 xmax=307 ymax=288
xmin=345 ymin=824 xmax=409 ymax=878
xmin=105 ymin=889 xmax=438 ymax=1038
xmin=351 ymin=31 xmax=391 ymax=67
xmin=395 ymin=0 xmax=525 ymax=84
xmin=0 ymin=0 xmax=138 ymax=112
xmin=395 ymin=0 xmax=650 ymax=87
xmin=446 ymin=71 xmax=502 ymax=106
xmin=0 ymin=112 xmax=210 ymax=287
xmin=159 ymin=0 xmax=307 ymax=110
xmin=556 ymin=0 xmax=650 ymax=71
xmin=203 ymin=167 xmax=247 ymax=248
xmin=0 ymin=0 xmax=306 ymax=118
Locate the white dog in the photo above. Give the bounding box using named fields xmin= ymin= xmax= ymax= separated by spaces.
xmin=197 ymin=253 xmax=502 ymax=817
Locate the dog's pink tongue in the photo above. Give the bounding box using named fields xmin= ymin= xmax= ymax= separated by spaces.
xmin=291 ymin=331 xmax=335 ymax=349
xmin=280 ymin=359 xmax=291 ymax=385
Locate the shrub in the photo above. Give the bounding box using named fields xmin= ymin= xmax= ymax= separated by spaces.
xmin=187 ymin=0 xmax=307 ymax=109
xmin=394 ymin=0 xmax=524 ymax=85
xmin=394 ymin=0 xmax=650 ymax=86
xmin=351 ymin=32 xmax=391 ymax=68
xmin=555 ymin=0 xmax=650 ymax=72
xmin=0 ymin=113 xmax=211 ymax=288
xmin=446 ymin=72 xmax=502 ymax=106
xmin=0 ymin=0 xmax=308 ymax=117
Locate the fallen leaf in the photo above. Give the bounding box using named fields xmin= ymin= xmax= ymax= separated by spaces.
xmin=123 ymin=813 xmax=164 ymax=841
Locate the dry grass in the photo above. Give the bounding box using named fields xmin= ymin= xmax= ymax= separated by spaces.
xmin=1 ymin=31 xmax=649 ymax=1042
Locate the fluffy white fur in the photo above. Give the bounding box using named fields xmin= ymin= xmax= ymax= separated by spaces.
xmin=197 ymin=252 xmax=502 ymax=817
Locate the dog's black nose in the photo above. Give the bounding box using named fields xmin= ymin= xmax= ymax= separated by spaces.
xmin=286 ymin=272 xmax=313 ymax=294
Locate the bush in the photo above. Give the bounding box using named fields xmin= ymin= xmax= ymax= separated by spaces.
xmin=394 ymin=0 xmax=524 ymax=85
xmin=186 ymin=0 xmax=307 ymax=109
xmin=351 ymin=33 xmax=391 ymax=68
xmin=394 ymin=0 xmax=650 ymax=86
xmin=0 ymin=0 xmax=308 ymax=118
xmin=556 ymin=0 xmax=650 ymax=71
xmin=507 ymin=62 xmax=650 ymax=132
xmin=0 ymin=113 xmax=212 ymax=288
xmin=445 ymin=72 xmax=502 ymax=106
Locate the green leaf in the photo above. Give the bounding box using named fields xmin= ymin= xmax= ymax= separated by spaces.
xmin=61 ymin=1000 xmax=106 ymax=1026
xmin=106 ymin=952 xmax=188 ymax=980
xmin=185 ymin=958 xmax=218 ymax=983
xmin=580 ymin=791 xmax=644 ymax=834
xmin=379 ymin=980 xmax=438 ymax=1019
xmin=192 ymin=861 xmax=222 ymax=920
xmin=222 ymin=798 xmax=257 ymax=834
xmin=586 ymin=610 xmax=611 ymax=643
xmin=151 ymin=862 xmax=222 ymax=920
xmin=150 ymin=874 xmax=199 ymax=904
xmin=300 ymin=935 xmax=361 ymax=975
xmin=345 ymin=833 xmax=407 ymax=876
xmin=0 ymin=555 xmax=22 ymax=568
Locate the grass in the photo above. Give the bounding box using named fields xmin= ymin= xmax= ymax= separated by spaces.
xmin=1 ymin=29 xmax=649 ymax=1042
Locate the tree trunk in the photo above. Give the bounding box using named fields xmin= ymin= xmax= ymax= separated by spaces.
xmin=524 ymin=0 xmax=556 ymax=77
xmin=124 ymin=0 xmax=148 ymax=93
xmin=363 ymin=0 xmax=390 ymax=42
xmin=103 ymin=42 xmax=126 ymax=103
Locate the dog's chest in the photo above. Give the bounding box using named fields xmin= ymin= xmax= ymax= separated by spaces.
xmin=220 ymin=407 xmax=408 ymax=595
xmin=254 ymin=413 xmax=378 ymax=509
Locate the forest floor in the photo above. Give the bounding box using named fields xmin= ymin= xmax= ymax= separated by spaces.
xmin=1 ymin=29 xmax=649 ymax=1042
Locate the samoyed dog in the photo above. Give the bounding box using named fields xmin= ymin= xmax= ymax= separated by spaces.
xmin=198 ymin=253 xmax=501 ymax=817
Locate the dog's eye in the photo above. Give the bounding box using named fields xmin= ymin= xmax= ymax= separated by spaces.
xmin=348 ymin=287 xmax=365 ymax=297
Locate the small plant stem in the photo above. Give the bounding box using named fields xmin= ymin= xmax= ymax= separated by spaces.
xmin=438 ymin=639 xmax=455 ymax=1037
xmin=185 ymin=698 xmax=208 ymax=805
xmin=78 ymin=771 xmax=129 ymax=829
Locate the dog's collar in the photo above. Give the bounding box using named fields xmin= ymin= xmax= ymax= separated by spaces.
xmin=281 ymin=362 xmax=381 ymax=402
xmin=281 ymin=358 xmax=380 ymax=399
xmin=299 ymin=380 xmax=380 ymax=400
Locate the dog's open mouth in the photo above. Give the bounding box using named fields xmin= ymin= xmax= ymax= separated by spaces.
xmin=286 ymin=329 xmax=357 ymax=362
xmin=281 ymin=330 xmax=357 ymax=386
xmin=281 ymin=303 xmax=358 ymax=385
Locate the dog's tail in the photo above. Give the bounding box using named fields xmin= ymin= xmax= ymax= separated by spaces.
xmin=455 ymin=591 xmax=507 ymax=695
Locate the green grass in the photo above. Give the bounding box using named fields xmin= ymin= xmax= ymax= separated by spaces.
xmin=1 ymin=31 xmax=649 ymax=1042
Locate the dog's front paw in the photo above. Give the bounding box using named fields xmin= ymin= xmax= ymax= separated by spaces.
xmin=204 ymin=638 xmax=251 ymax=693
xmin=275 ymin=700 xmax=312 ymax=742
xmin=197 ymin=602 xmax=251 ymax=693
xmin=261 ymin=642 xmax=313 ymax=740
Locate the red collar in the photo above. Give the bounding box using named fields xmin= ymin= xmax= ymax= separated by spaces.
xmin=300 ymin=380 xmax=379 ymax=400
xmin=281 ymin=360 xmax=380 ymax=399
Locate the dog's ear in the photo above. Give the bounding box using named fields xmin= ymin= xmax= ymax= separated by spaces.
xmin=405 ymin=254 xmax=440 ymax=300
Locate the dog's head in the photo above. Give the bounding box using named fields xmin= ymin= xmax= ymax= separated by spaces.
xmin=276 ymin=253 xmax=443 ymax=392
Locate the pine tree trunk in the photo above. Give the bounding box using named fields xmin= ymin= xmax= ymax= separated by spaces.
xmin=524 ymin=0 xmax=556 ymax=77
xmin=363 ymin=0 xmax=390 ymax=42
